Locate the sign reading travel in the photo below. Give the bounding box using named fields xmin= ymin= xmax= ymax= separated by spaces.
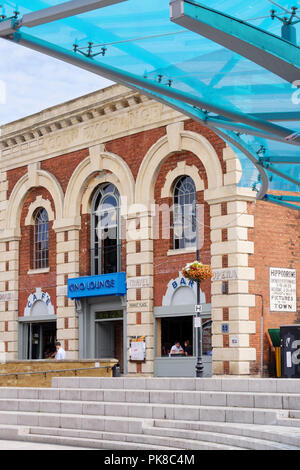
xmin=68 ymin=272 xmax=127 ymax=299
xmin=270 ymin=268 xmax=297 ymax=312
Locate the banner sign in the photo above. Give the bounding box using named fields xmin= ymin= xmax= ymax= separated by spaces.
xmin=270 ymin=267 xmax=297 ymax=312
xmin=68 ymin=272 xmax=127 ymax=299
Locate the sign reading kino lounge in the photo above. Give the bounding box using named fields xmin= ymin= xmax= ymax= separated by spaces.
xmin=270 ymin=267 xmax=297 ymax=312
xmin=68 ymin=273 xmax=126 ymax=299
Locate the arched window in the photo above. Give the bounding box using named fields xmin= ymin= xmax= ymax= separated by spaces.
xmin=91 ymin=183 xmax=121 ymax=275
xmin=173 ymin=176 xmax=196 ymax=250
xmin=33 ymin=208 xmax=49 ymax=269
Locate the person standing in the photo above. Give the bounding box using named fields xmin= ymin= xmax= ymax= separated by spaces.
xmin=55 ymin=341 xmax=66 ymax=360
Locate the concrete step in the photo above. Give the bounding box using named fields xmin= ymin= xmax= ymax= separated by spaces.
xmin=0 ymin=399 xmax=289 ymax=425
xmin=1 ymin=387 xmax=300 ymax=410
xmin=153 ymin=419 xmax=300 ymax=448
xmin=0 ymin=411 xmax=144 ymax=433
xmin=0 ymin=424 xmax=239 ymax=450
xmin=22 ymin=433 xmax=179 ymax=451
xmin=278 ymin=417 xmax=300 ymax=428
xmin=52 ymin=377 xmax=300 ymax=394
xmin=0 ymin=421 xmax=298 ymax=451
xmin=143 ymin=424 xmax=298 ymax=450
xmin=26 ymin=426 xmax=242 ymax=450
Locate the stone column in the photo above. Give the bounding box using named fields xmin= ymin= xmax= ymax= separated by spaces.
xmin=0 ymin=171 xmax=19 ymax=360
xmin=206 ymin=146 xmax=257 ymax=375
xmin=126 ymin=210 xmax=154 ymax=376
xmin=54 ymin=220 xmax=81 ymax=359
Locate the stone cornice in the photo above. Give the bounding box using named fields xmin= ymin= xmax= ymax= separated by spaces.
xmin=0 ymin=84 xmax=186 ymax=171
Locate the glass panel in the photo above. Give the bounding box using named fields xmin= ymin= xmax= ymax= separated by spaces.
xmin=1 ymin=1 xmax=298 ymax=202
xmin=159 ymin=316 xmax=194 ymax=357
xmin=95 ymin=310 xmax=123 ymax=320
xmin=202 ymin=318 xmax=212 ymax=357
xmin=91 ymin=183 xmax=121 ymax=275
xmin=34 ymin=208 xmax=49 ymax=270
xmin=173 ymin=176 xmax=196 ymax=249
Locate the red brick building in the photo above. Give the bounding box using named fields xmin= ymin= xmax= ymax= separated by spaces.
xmin=0 ymin=84 xmax=298 ymax=376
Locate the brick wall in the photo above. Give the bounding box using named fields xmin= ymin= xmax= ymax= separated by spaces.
xmin=153 ymin=151 xmax=212 ymax=306
xmin=249 ymin=194 xmax=300 ymax=374
xmin=18 ymin=188 xmax=57 ymax=316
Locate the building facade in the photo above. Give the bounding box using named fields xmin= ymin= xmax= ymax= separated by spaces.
xmin=0 ymin=84 xmax=298 ymax=376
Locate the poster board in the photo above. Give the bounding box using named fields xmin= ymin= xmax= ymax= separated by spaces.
xmin=129 ymin=336 xmax=146 ymax=361
xmin=270 ymin=267 xmax=297 ymax=312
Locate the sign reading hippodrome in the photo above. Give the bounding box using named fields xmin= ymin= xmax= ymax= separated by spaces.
xmin=270 ymin=267 xmax=297 ymax=312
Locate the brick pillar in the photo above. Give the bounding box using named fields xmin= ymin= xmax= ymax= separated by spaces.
xmin=55 ymin=224 xmax=80 ymax=359
xmin=0 ymin=239 xmax=19 ymax=360
xmin=206 ymin=146 xmax=257 ymax=375
xmin=126 ymin=210 xmax=154 ymax=376
xmin=0 ymin=171 xmax=19 ymax=360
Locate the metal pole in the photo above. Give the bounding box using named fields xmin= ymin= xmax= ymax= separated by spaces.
xmin=195 ymin=203 xmax=203 ymax=378
xmin=254 ymin=293 xmax=264 ymax=378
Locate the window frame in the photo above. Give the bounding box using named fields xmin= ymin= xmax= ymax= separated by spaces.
xmin=33 ymin=208 xmax=49 ymax=270
xmin=172 ymin=175 xmax=197 ymax=250
xmin=91 ymin=183 xmax=121 ymax=275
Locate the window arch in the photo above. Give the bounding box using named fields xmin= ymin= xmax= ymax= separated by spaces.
xmin=91 ymin=183 xmax=121 ymax=275
xmin=173 ymin=176 xmax=196 ymax=250
xmin=33 ymin=208 xmax=49 ymax=269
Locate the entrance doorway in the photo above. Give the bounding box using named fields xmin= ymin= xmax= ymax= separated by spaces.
xmin=95 ymin=310 xmax=124 ymax=372
xmin=22 ymin=321 xmax=56 ymax=360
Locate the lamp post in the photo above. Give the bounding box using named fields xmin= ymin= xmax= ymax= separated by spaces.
xmin=195 ymin=204 xmax=204 ymax=378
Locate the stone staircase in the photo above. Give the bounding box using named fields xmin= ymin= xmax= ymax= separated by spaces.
xmin=0 ymin=377 xmax=300 ymax=449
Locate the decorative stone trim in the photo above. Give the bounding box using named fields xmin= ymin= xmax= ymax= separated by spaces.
xmin=27 ymin=268 xmax=50 ymax=275
xmin=161 ymin=161 xmax=204 ymax=198
xmin=64 ymin=148 xmax=135 ymax=220
xmin=25 ymin=196 xmax=55 ymax=225
xmin=167 ymin=247 xmax=196 ymax=257
xmin=136 ymin=128 xmax=223 ymax=205
xmin=5 ymin=168 xmax=64 ymax=233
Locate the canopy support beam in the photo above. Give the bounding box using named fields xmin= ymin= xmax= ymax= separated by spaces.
xmin=170 ymin=0 xmax=300 ymax=83
xmin=263 ymin=194 xmax=300 ymax=211
xmin=5 ymin=31 xmax=300 ymax=147
xmin=258 ymin=163 xmax=300 ymax=187
xmin=259 ymin=156 xmax=300 ymax=164
xmin=0 ymin=0 xmax=127 ymax=35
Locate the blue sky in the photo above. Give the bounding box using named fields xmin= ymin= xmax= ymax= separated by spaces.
xmin=0 ymin=38 xmax=113 ymax=127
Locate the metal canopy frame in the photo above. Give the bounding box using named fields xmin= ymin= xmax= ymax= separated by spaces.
xmin=0 ymin=0 xmax=127 ymax=35
xmin=170 ymin=0 xmax=300 ymax=84
xmin=0 ymin=0 xmax=299 ymax=211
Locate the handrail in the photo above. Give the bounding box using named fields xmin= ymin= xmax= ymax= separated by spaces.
xmin=0 ymin=365 xmax=114 ymax=379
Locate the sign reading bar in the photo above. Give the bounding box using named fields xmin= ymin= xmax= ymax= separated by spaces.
xmin=270 ymin=267 xmax=297 ymax=312
xmin=68 ymin=273 xmax=127 ymax=299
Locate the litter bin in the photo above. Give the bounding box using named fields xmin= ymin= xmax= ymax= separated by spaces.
xmin=112 ymin=363 xmax=121 ymax=377
xmin=268 ymin=329 xmax=281 ymax=378
xmin=280 ymin=325 xmax=300 ymax=379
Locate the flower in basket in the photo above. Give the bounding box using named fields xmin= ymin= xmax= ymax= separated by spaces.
xmin=182 ymin=261 xmax=213 ymax=283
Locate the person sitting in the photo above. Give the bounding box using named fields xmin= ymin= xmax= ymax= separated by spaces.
xmin=169 ymin=341 xmax=184 ymax=357
xmin=184 ymin=340 xmax=193 ymax=356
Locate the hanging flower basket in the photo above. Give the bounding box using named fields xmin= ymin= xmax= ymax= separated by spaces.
xmin=182 ymin=261 xmax=213 ymax=283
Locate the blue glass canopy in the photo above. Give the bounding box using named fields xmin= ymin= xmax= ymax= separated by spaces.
xmin=0 ymin=0 xmax=299 ymax=209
